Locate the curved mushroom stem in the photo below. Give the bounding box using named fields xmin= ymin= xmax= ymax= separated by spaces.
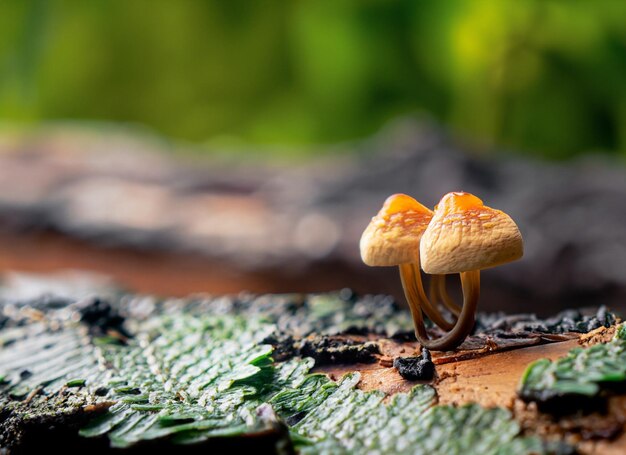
xmin=398 ymin=263 xmax=431 ymax=341
xmin=401 ymin=269 xmax=481 ymax=351
xmin=409 ymin=264 xmax=457 ymax=330
xmin=399 ymin=262 xmax=455 ymax=331
xmin=429 ymin=274 xmax=462 ymax=318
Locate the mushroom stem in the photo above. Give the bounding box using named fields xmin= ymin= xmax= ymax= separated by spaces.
xmin=429 ymin=274 xmax=462 ymax=317
xmin=404 ymin=269 xmax=481 ymax=351
xmin=410 ymin=264 xmax=457 ymax=330
xmin=398 ymin=263 xmax=431 ymax=341
xmin=399 ymin=263 xmax=455 ymax=331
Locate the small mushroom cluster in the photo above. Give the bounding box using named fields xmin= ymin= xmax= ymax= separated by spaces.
xmin=360 ymin=191 xmax=523 ymax=351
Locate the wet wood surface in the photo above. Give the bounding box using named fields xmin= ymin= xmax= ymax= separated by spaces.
xmin=318 ymin=329 xmax=626 ymax=454
xmin=317 ymin=338 xmax=580 ymax=407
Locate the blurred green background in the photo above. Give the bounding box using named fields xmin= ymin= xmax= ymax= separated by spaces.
xmin=1 ymin=0 xmax=625 ymax=159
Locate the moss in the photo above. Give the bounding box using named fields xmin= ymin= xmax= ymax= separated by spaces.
xmin=519 ymin=323 xmax=626 ymax=414
xmin=0 ymin=291 xmax=585 ymax=453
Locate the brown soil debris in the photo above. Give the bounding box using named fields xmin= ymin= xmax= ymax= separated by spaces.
xmin=579 ymin=324 xmax=618 ymax=347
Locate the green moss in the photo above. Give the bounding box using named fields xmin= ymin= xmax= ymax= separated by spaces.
xmin=1 ymin=301 xmax=561 ymax=453
xmin=288 ymin=375 xmax=545 ymax=455
xmin=520 ymin=323 xmax=626 ymax=403
xmin=65 ymin=378 xmax=86 ymax=388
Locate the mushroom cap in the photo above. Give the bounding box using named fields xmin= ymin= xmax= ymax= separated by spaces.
xmin=360 ymin=193 xmax=433 ymax=266
xmin=420 ymin=192 xmax=523 ymax=274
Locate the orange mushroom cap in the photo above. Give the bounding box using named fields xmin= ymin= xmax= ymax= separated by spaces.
xmin=360 ymin=193 xmax=433 ymax=266
xmin=420 ymin=191 xmax=523 ymax=274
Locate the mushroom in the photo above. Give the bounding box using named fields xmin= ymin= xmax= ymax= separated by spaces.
xmin=360 ymin=194 xmax=457 ymax=335
xmin=417 ymin=191 xmax=524 ymax=350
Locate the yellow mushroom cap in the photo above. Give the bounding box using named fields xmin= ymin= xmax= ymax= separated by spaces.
xmin=360 ymin=193 xmax=433 ymax=266
xmin=420 ymin=192 xmax=523 ymax=274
